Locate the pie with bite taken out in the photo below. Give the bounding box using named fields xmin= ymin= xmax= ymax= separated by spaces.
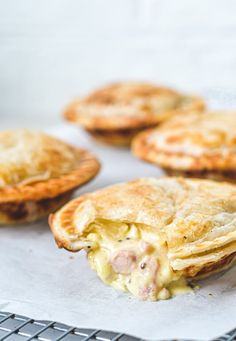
xmin=49 ymin=177 xmax=236 ymax=301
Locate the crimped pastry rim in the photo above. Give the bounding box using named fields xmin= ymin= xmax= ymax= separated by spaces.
xmin=64 ymin=95 xmax=205 ymax=130
xmin=49 ymin=195 xmax=86 ymax=251
xmin=0 ymin=148 xmax=100 ymax=203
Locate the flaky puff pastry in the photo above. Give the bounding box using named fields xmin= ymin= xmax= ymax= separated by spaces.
xmin=50 ymin=177 xmax=236 ymax=301
xmin=133 ymin=111 xmax=236 ymax=182
xmin=0 ymin=130 xmax=100 ymax=224
xmin=64 ymin=82 xmax=205 ymax=146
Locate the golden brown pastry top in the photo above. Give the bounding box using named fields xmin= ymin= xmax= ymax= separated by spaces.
xmin=50 ymin=177 xmax=236 ymax=273
xmin=64 ymin=82 xmax=205 ymax=130
xmin=132 ymin=111 xmax=236 ymax=171
xmin=0 ymin=130 xmax=100 ymax=202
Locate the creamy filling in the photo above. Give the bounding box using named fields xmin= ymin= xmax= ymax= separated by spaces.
xmin=81 ymin=220 xmax=191 ymax=301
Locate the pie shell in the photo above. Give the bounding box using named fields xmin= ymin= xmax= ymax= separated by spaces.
xmin=0 ymin=148 xmax=100 ymax=224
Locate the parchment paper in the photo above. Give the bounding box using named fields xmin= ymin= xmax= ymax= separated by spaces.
xmin=0 ymin=124 xmax=235 ymax=341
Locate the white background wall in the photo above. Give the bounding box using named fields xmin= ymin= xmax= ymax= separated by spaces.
xmin=1 ymin=0 xmax=236 ymax=129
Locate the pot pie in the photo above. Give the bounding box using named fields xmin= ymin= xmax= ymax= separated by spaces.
xmin=64 ymin=82 xmax=205 ymax=146
xmin=0 ymin=130 xmax=100 ymax=224
xmin=49 ymin=177 xmax=236 ymax=301
xmin=133 ymin=111 xmax=236 ymax=182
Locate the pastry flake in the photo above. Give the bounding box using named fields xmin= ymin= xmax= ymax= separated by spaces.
xmin=49 ymin=177 xmax=236 ymax=301
xmin=64 ymin=82 xmax=205 ymax=146
xmin=132 ymin=111 xmax=236 ymax=182
xmin=0 ymin=130 xmax=100 ymax=224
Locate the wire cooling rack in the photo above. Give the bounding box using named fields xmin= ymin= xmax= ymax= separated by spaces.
xmin=0 ymin=312 xmax=135 ymax=341
xmin=0 ymin=312 xmax=235 ymax=341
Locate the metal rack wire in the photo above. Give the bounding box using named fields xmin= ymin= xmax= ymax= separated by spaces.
xmin=0 ymin=311 xmax=235 ymax=341
xmin=0 ymin=312 xmax=138 ymax=341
